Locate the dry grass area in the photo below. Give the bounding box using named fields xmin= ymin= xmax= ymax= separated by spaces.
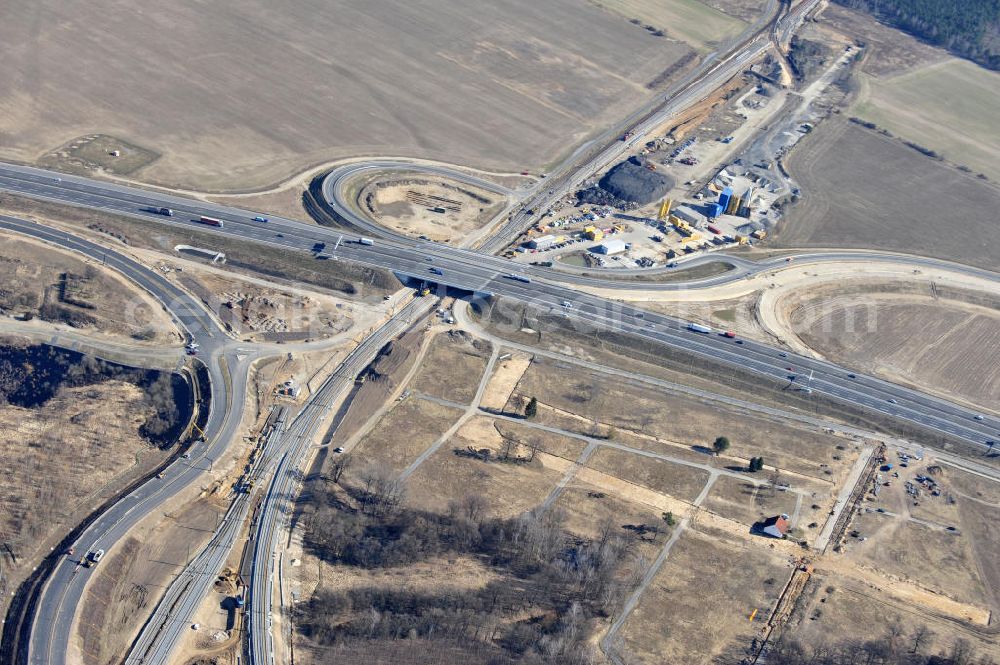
xmin=408 ymin=331 xmax=493 ymax=404
xmin=37 ymin=134 xmax=159 ymax=177
xmin=0 ymin=0 xmax=694 ymax=190
xmin=514 ymin=355 xmax=858 ymax=483
xmin=700 ymin=0 xmax=771 ymax=23
xmin=0 ymin=381 xmax=164 ymax=592
xmin=494 ymin=419 xmax=591 ymax=460
xmin=782 ymin=283 xmax=1000 ymax=411
xmin=585 ymin=446 xmax=710 ymax=503
xmin=786 ymin=569 xmax=1000 ymax=661
xmin=820 ymin=3 xmax=947 ymax=77
xmin=364 ymin=178 xmax=507 ymax=243
xmin=852 ymin=58 xmax=1000 ymax=181
xmin=777 ymin=116 xmax=1000 ymax=270
xmin=549 ymin=484 xmax=669 ymax=562
xmin=77 ymin=497 xmax=224 ymax=665
xmin=619 ymin=525 xmax=793 ymax=664
xmin=0 ymin=232 xmax=177 ymax=344
xmin=703 ymin=474 xmax=794 ymax=526
xmin=404 ymin=416 xmax=566 ymax=517
xmin=348 ymin=398 xmax=463 ymax=476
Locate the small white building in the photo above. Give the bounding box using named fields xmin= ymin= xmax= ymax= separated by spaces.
xmin=527 ymin=235 xmax=556 ymax=250
xmin=594 ymin=239 xmax=627 ymax=255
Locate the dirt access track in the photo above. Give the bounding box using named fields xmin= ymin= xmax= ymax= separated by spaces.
xmin=0 ymin=0 xmax=700 ymax=191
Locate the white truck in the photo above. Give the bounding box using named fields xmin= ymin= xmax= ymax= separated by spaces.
xmin=687 ymin=323 xmax=713 ymax=334
xmin=358 ymin=237 xmax=374 ymax=246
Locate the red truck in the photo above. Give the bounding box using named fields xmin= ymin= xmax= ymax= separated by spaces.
xmin=198 ymin=216 xmax=224 ymax=228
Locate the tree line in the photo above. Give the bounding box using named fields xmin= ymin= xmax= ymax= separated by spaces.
xmin=835 ymin=0 xmax=1000 ymax=70
xmin=300 ymin=463 xmax=654 ymax=664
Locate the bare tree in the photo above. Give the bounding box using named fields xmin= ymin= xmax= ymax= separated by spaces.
xmin=329 ymin=453 xmax=352 ymax=484
xmin=910 ymin=624 xmax=933 ymax=654
xmin=359 ymin=463 xmax=406 ymax=518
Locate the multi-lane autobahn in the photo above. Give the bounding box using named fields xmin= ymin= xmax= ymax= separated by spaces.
xmin=0 ymin=0 xmax=996 ymax=659
xmin=0 ymin=163 xmax=996 ymax=451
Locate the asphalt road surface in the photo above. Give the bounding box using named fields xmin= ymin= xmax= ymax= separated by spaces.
xmin=0 ymin=217 xmax=249 ymax=665
xmin=0 ymin=168 xmax=997 ymax=453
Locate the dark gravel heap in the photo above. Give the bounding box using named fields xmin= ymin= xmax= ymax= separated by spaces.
xmin=597 ymin=157 xmax=674 ymax=205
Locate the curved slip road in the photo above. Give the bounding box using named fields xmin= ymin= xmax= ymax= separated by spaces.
xmin=0 ymin=217 xmax=247 ymax=665
xmin=0 ymin=168 xmax=997 ymax=450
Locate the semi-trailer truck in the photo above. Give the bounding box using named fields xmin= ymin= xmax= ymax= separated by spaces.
xmin=198 ymin=216 xmax=224 ymax=228
xmin=688 ymin=323 xmax=713 ymax=334
xmin=359 ymin=237 xmax=374 ymax=246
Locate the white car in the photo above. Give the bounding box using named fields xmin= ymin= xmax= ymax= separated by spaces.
xmin=561 ymin=300 xmax=572 ymax=308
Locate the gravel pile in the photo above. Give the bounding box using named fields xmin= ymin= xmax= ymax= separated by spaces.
xmin=596 ymin=157 xmax=674 ymax=205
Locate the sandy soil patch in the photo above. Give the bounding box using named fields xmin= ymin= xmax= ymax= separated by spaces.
xmin=480 ymin=350 xmax=533 ymax=411
xmin=363 ymin=178 xmax=507 ymax=243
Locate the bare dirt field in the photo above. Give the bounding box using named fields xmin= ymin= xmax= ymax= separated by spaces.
xmin=0 ymin=232 xmax=177 ymax=344
xmin=167 ymin=263 xmax=358 ymax=341
xmin=408 ymin=330 xmax=493 ymax=404
xmin=845 ymin=512 xmax=988 ymax=608
xmin=852 ymin=58 xmax=1000 ymax=181
xmin=781 ymin=282 xmax=1000 ymax=412
xmin=0 ymin=0 xmax=695 ymax=191
xmin=619 ymin=525 xmax=792 ymax=664
xmin=777 ymin=116 xmax=1000 ymax=270
xmin=363 ymin=177 xmax=507 ymax=243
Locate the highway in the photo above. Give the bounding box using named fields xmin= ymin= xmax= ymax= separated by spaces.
xmin=1 ymin=0 xmax=997 ymax=659
xmin=1 ymin=167 xmax=997 ymax=454
xmin=125 ymin=300 xmax=433 ymax=665
xmin=0 ymin=217 xmax=249 ymax=665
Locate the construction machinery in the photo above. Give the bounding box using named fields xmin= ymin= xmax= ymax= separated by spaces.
xmin=657 ymin=198 xmax=673 ymax=221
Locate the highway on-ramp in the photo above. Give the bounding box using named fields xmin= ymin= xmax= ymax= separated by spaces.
xmin=0 ymin=167 xmax=997 ymax=454
xmin=0 ymin=217 xmax=245 ymax=665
